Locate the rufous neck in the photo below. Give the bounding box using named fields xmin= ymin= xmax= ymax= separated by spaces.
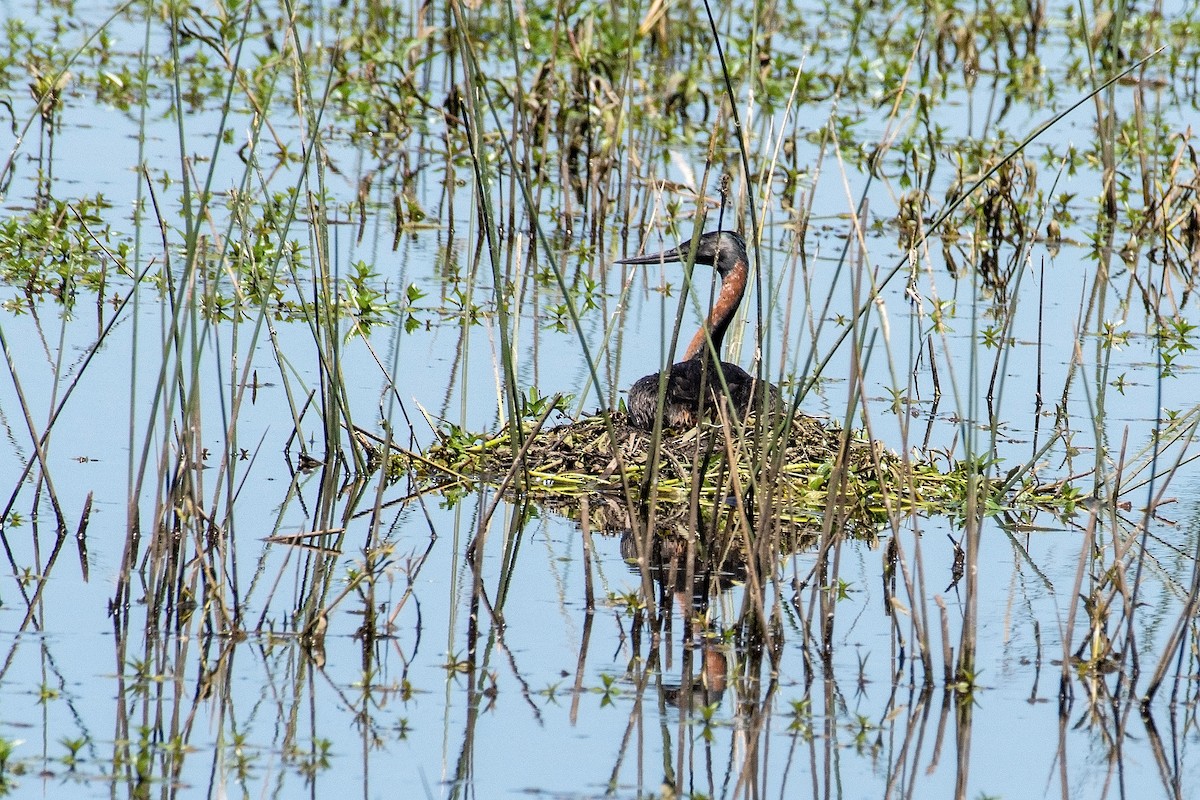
xmin=684 ymin=259 xmax=747 ymax=360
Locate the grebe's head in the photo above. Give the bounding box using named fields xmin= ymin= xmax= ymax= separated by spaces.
xmin=615 ymin=230 xmax=747 ymax=277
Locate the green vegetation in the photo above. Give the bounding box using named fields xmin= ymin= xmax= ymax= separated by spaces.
xmin=0 ymin=0 xmax=1198 ymax=796
xmin=418 ymin=410 xmax=1083 ymax=525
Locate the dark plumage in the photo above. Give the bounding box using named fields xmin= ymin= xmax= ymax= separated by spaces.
xmin=616 ymin=231 xmax=778 ymax=431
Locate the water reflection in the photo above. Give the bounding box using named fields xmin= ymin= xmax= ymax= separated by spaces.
xmin=0 ymin=443 xmax=1196 ymax=799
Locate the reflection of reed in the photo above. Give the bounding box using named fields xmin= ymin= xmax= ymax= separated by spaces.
xmin=101 ymin=450 xmax=416 ymax=794
xmin=6 ymin=413 xmax=1194 ymax=800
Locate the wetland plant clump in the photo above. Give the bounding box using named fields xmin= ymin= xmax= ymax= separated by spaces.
xmin=414 ymin=408 xmax=1083 ymax=532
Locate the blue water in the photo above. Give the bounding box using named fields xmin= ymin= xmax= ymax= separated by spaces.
xmin=0 ymin=0 xmax=1198 ymax=797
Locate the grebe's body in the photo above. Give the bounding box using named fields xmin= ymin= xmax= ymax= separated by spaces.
xmin=618 ymin=231 xmax=777 ymax=430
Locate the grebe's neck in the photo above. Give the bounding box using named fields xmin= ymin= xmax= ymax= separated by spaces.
xmin=684 ymin=255 xmax=748 ymax=361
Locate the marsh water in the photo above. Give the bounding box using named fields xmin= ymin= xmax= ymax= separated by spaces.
xmin=1 ymin=0 xmax=1199 ymax=797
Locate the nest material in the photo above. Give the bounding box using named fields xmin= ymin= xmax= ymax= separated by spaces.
xmin=404 ymin=406 xmax=1083 ymax=560
xmin=418 ymin=410 xmax=925 ymax=530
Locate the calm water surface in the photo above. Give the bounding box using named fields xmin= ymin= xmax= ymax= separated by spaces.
xmin=0 ymin=0 xmax=1198 ymax=797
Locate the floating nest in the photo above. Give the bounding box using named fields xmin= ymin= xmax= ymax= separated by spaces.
xmin=408 ymin=408 xmax=1073 ymax=537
